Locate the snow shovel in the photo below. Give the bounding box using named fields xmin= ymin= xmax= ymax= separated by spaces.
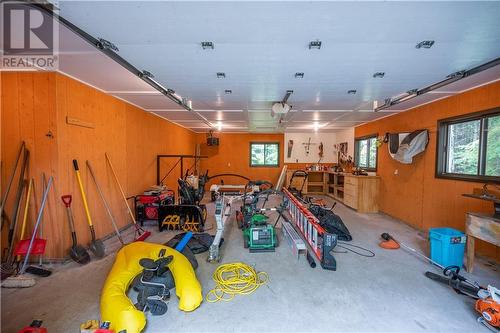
xmin=73 ymin=160 xmax=105 ymax=258
xmin=13 ymin=179 xmax=47 ymax=261
xmin=62 ymin=195 xmax=90 ymax=265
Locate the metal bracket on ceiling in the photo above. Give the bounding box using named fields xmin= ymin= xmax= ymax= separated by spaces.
xmin=374 ymin=57 xmax=500 ymax=112
xmin=97 ymin=38 xmax=119 ymax=52
xmin=140 ymin=70 xmax=154 ymax=79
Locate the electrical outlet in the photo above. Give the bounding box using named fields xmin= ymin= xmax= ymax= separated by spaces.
xmin=394 ymin=169 xmax=399 ymax=175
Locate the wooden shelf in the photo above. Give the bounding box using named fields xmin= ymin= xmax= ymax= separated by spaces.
xmin=308 ymin=181 xmax=324 ymax=185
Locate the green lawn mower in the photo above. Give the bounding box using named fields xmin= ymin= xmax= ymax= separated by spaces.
xmin=236 ymin=181 xmax=280 ymax=253
xmin=241 ymin=213 xmax=278 ymax=252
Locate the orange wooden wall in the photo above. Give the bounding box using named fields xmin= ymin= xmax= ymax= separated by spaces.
xmin=1 ymin=71 xmax=196 ymax=259
xmin=197 ymin=133 xmax=285 ymax=186
xmin=355 ymin=81 xmax=500 ymax=260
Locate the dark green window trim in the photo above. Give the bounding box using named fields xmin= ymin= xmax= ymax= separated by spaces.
xmin=354 ymin=134 xmax=378 ymax=172
xmin=249 ymin=142 xmax=280 ymax=167
xmin=435 ymin=107 xmax=500 ymax=184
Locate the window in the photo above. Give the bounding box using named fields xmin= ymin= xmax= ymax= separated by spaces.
xmin=354 ymin=135 xmax=377 ymax=171
xmin=436 ymin=108 xmax=500 ymax=183
xmin=250 ymin=142 xmax=279 ymax=167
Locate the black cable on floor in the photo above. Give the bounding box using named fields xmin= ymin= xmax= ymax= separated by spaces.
xmin=332 ymin=241 xmax=375 ymax=258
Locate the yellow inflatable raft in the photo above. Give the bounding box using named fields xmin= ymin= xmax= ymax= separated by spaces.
xmin=100 ymin=242 xmax=202 ymax=333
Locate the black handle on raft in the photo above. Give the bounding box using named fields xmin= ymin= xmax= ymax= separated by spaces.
xmin=73 ymin=159 xmax=79 ymax=171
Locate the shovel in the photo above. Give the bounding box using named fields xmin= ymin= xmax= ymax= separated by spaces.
xmin=73 ymin=160 xmax=105 ymax=258
xmin=62 ymin=195 xmax=90 ymax=265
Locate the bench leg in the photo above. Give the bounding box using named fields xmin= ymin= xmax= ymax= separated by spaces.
xmin=466 ymin=235 xmax=475 ymax=273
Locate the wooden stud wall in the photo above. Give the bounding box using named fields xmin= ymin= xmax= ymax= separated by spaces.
xmin=355 ymin=81 xmax=500 ymax=261
xmin=1 ymin=72 xmax=196 ymax=259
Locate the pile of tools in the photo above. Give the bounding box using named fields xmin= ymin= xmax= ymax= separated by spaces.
xmin=0 ymin=147 xmax=153 ymax=288
xmin=1 ymin=143 xmax=52 ymax=288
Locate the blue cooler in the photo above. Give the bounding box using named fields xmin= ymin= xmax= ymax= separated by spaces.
xmin=429 ymin=228 xmax=466 ymax=268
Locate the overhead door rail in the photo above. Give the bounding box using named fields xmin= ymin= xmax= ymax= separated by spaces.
xmin=25 ymin=1 xmax=214 ymax=128
xmin=375 ymin=57 xmax=500 ymax=112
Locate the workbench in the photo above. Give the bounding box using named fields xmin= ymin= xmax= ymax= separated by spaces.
xmin=285 ymin=170 xmax=380 ymax=213
xmin=465 ymin=212 xmax=500 ymax=273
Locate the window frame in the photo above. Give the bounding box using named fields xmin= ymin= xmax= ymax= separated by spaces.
xmin=435 ymin=107 xmax=500 ymax=183
xmin=249 ymin=142 xmax=280 ymax=168
xmin=354 ymin=134 xmax=378 ymax=172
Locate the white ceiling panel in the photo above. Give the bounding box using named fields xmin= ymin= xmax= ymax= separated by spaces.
xmin=111 ymin=93 xmax=180 ymax=109
xmin=328 ymin=121 xmax=366 ymax=128
xmin=46 ymin=1 xmax=500 ymax=132
xmin=292 ymin=111 xmax=351 ymax=122
xmin=335 ymin=111 xmax=399 ymax=122
xmin=151 ymin=111 xmax=202 ymax=121
xmin=197 ymin=111 xmax=247 ymax=122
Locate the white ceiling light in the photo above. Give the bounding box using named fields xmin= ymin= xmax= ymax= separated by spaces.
xmin=309 ymin=40 xmax=322 ymax=49
xmin=217 ymin=121 xmax=223 ymax=131
xmin=201 ymin=41 xmax=214 ymax=49
xmin=415 ymin=40 xmax=435 ymax=49
xmin=313 ymin=122 xmax=320 ymax=132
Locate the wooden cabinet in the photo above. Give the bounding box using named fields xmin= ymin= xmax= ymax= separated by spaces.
xmin=343 ymin=175 xmax=379 ymax=213
xmin=285 ymin=170 xmax=380 ymax=213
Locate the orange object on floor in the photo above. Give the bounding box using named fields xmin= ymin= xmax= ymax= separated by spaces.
xmin=476 ymin=297 xmax=500 ymax=328
xmin=379 ymin=239 xmax=400 ymax=249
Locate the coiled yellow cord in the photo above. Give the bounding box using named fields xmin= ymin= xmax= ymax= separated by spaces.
xmin=205 ymin=262 xmax=269 ymax=302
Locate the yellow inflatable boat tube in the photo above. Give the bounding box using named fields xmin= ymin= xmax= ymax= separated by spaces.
xmin=100 ymin=242 xmax=202 ymax=333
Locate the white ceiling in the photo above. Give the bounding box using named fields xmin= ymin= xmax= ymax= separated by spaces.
xmin=52 ymin=1 xmax=500 ymax=132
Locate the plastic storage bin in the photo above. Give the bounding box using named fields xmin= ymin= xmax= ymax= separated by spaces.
xmin=429 ymin=228 xmax=466 ymax=268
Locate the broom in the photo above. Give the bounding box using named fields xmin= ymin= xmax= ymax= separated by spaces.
xmin=2 ymin=177 xmax=53 ymax=288
xmin=105 ymin=153 xmax=150 ymax=241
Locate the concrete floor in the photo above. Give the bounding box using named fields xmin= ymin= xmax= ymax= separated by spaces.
xmin=2 ymin=195 xmax=499 ymax=333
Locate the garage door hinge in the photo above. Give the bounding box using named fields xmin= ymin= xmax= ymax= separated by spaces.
xmin=97 ymin=38 xmax=119 ymax=52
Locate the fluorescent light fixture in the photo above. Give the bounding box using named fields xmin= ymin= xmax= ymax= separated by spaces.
xmin=309 ymin=40 xmax=322 ymax=49
xmin=415 ymin=40 xmax=435 ymax=49
xmin=295 ymin=72 xmax=304 ymax=78
xmin=373 ymin=72 xmax=385 ymax=78
xmin=216 ymin=72 xmax=226 ymax=79
xmin=201 ymin=41 xmax=214 ymax=49
xmin=313 ymin=122 xmax=320 ymax=132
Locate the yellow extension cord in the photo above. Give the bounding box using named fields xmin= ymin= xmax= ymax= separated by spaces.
xmin=205 ymin=262 xmax=269 ymax=303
